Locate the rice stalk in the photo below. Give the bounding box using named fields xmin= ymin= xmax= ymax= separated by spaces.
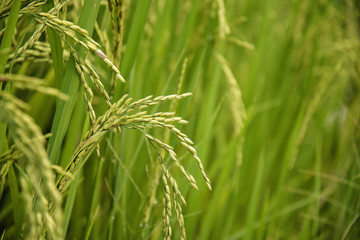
xmin=63 ymin=36 xmax=112 ymax=107
xmin=0 ymin=0 xmax=19 ymax=18
xmin=34 ymin=12 xmax=125 ymax=83
xmin=159 ymin=160 xmax=187 ymax=239
xmin=0 ymin=144 xmax=20 ymax=197
xmin=0 ymin=1 xmax=44 ymax=39
xmin=0 ymin=0 xmax=46 ymax=18
xmin=147 ymin=136 xmax=188 ymax=240
xmin=217 ymin=0 xmax=230 ymax=39
xmin=141 ymin=58 xmax=190 ymax=237
xmin=216 ymin=53 xmax=246 ymax=165
xmin=1 ymin=134 xmax=52 ymax=192
xmin=162 ymin=174 xmax=172 ymax=240
xmin=57 ymin=93 xmax=210 ymax=191
xmin=0 ymin=74 xmax=69 ymax=101
xmin=75 ymin=63 xmax=96 ymax=125
xmin=20 ymin=176 xmax=39 ymax=239
xmin=53 ymin=0 xmax=67 ymax=20
xmin=54 ymin=93 xmax=211 ymax=239
xmin=227 ymin=36 xmax=255 ymax=50
xmin=107 ymin=0 xmax=125 ymax=94
xmin=19 ymin=0 xmax=46 ymax=15
xmin=15 ymin=0 xmax=71 ymax=56
xmin=215 ymin=53 xmax=246 ymax=134
xmin=6 ymin=41 xmax=58 ymax=67
xmin=0 ymin=93 xmax=63 ymax=240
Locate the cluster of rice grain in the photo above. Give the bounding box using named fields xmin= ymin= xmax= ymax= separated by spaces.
xmin=0 ymin=144 xmax=20 ymax=196
xmin=57 ymin=93 xmax=211 ymax=192
xmin=14 ymin=0 xmax=70 ymax=56
xmin=107 ymin=0 xmax=125 ymax=94
xmin=54 ymin=93 xmax=211 ymax=239
xmin=0 ymin=0 xmax=16 ymax=18
xmin=7 ymin=41 xmax=53 ymax=67
xmin=34 ymin=12 xmax=125 ymax=83
xmin=217 ymin=0 xmax=230 ymax=39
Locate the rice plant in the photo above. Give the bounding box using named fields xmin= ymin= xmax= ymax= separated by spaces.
xmin=0 ymin=1 xmax=210 ymax=239
xmin=1 ymin=0 xmax=359 ymax=239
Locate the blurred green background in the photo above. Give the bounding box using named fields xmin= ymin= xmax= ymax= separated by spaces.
xmin=116 ymin=1 xmax=359 ymax=239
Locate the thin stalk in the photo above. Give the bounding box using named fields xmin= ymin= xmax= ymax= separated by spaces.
xmin=0 ymin=0 xmax=21 ymax=156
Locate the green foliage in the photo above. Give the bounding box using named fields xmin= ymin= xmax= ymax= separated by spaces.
xmin=0 ymin=0 xmax=359 ymax=239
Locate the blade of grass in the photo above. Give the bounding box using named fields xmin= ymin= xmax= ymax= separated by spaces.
xmin=63 ymin=114 xmax=91 ymax=237
xmin=7 ymin=165 xmax=23 ymax=240
xmin=312 ymin=137 xmax=322 ymax=237
xmin=62 ymin=174 xmax=80 ymax=237
xmin=0 ymin=0 xmax=21 ymax=156
xmin=197 ymin=135 xmax=240 ymax=240
xmin=244 ymin=153 xmax=265 ymax=240
xmin=0 ymin=0 xmax=21 ymax=75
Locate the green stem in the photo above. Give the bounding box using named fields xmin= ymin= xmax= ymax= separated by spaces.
xmin=0 ymin=0 xmax=22 ymax=156
xmin=0 ymin=0 xmax=21 ymax=75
